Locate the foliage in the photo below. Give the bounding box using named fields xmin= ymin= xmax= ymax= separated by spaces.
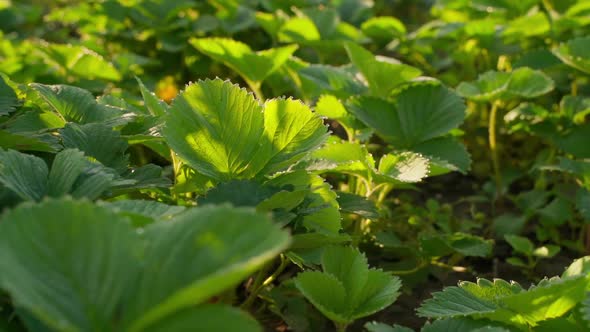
xmin=2 ymin=0 xmax=590 ymax=331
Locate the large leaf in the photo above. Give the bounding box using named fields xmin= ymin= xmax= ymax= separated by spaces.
xmin=126 ymin=205 xmax=291 ymax=331
xmin=190 ymin=38 xmax=298 ymax=83
xmin=0 ymin=199 xmax=290 ymax=332
xmin=143 ymin=305 xmax=261 ymax=332
xmin=347 ymin=83 xmax=465 ymax=148
xmin=345 ymin=43 xmax=421 ymax=98
xmin=0 ymin=199 xmax=141 ymax=332
xmin=163 ymin=79 xmax=327 ymax=182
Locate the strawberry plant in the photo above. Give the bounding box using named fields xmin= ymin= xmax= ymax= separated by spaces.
xmin=1 ymin=0 xmax=590 ymax=331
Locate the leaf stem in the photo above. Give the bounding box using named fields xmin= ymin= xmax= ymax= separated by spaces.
xmin=241 ymin=262 xmax=272 ymax=309
xmin=489 ymin=100 xmax=503 ymax=203
xmin=335 ymin=322 xmax=348 ymax=332
xmin=246 ymin=80 xmax=264 ymax=100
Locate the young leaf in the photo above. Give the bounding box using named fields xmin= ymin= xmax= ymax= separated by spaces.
xmin=190 ymin=38 xmax=298 ymax=84
xmin=295 ymin=246 xmax=401 ymax=326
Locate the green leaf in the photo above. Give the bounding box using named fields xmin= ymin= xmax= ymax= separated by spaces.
xmin=299 ymin=65 xmax=366 ymax=99
xmin=295 ymin=246 xmax=401 ymax=325
xmin=459 ymin=279 xmax=523 ymax=303
xmin=29 ymin=83 xmax=132 ymax=126
xmin=39 ymin=43 xmax=122 ymax=81
xmin=267 ymin=170 xmax=341 ymax=234
xmin=421 ymin=318 xmax=511 ymax=332
xmin=456 ymin=71 xmax=511 ymax=102
xmin=0 ymin=75 xmax=18 ymax=116
xmin=562 ymin=256 xmax=590 ymax=278
xmin=417 ymin=287 xmax=497 ymax=318
xmin=306 ymin=141 xmax=375 ymax=179
xmin=345 ymin=43 xmax=421 ymax=98
xmin=352 ymin=269 xmax=402 ymax=320
xmin=533 ymin=245 xmax=561 ymax=258
xmin=0 ymin=149 xmax=48 ymax=201
xmin=364 ymin=321 xmax=413 ymax=332
xmin=0 ymin=130 xmax=58 ymax=153
xmin=457 ymin=68 xmax=554 ymax=101
xmin=163 ymin=79 xmax=327 ymax=182
xmin=503 ymin=12 xmax=550 ymax=39
xmin=336 ymin=192 xmax=379 ymax=218
xmin=552 ymin=124 xmax=590 ymax=158
xmin=143 ymin=305 xmax=261 ymax=332
xmin=504 ymin=235 xmax=534 ymax=255
xmin=361 ymin=16 xmax=406 ymax=43
xmin=294 ymin=271 xmax=349 ymax=323
xmin=197 ymin=180 xmax=277 ymax=207
xmin=322 ymin=246 xmax=369 ymax=306
xmin=126 ymin=205 xmax=290 ymax=331
xmin=136 ymin=77 xmax=167 ymax=117
xmin=60 ymin=123 xmax=129 ymax=173
xmin=581 ymin=293 xmax=590 ymax=326
xmin=278 ymin=17 xmax=321 ymax=43
xmin=506 ymin=67 xmax=554 ymax=99
xmin=315 ymin=95 xmax=365 ymax=139
xmin=446 ymin=233 xmax=493 ymax=257
xmin=104 ymin=200 xmax=186 ymax=225
xmin=497 ymin=276 xmax=590 ymax=325
xmin=377 ymin=152 xmax=430 ymax=183
xmin=190 ymin=38 xmax=298 ymax=83
xmin=553 ymin=36 xmax=590 ymax=74
xmin=0 ymin=199 xmax=141 ymax=332
xmin=348 ymin=83 xmax=465 ymax=148
xmin=46 ymin=149 xmax=86 ymax=197
xmin=576 ymin=189 xmax=590 ymax=220
xmin=412 ymin=137 xmax=471 ymax=174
